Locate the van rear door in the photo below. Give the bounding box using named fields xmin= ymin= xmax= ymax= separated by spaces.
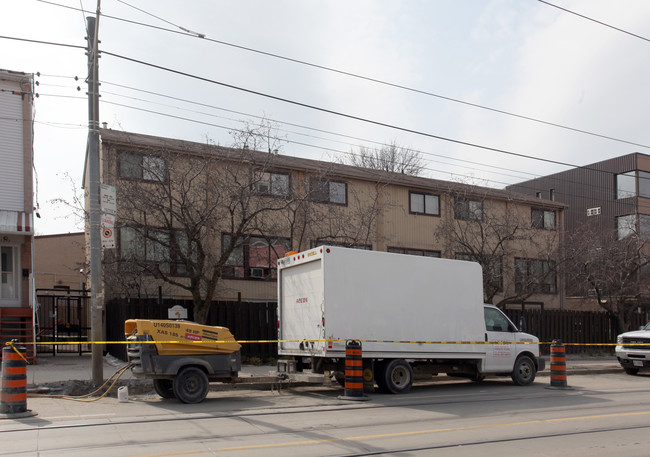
xmin=278 ymin=258 xmax=325 ymax=354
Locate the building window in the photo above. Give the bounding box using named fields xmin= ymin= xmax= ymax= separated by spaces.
xmin=617 ymin=215 xmax=636 ymax=240
xmin=454 ymin=198 xmax=483 ymax=220
xmin=616 ymin=171 xmax=636 ymax=199
xmin=119 ymin=151 xmax=167 ymax=182
xmin=310 ymin=178 xmax=347 ymax=204
xmin=119 ymin=227 xmax=189 ymax=276
xmin=549 ymin=189 xmax=555 ymax=201
xmin=222 ymin=234 xmax=291 ymax=279
xmin=639 ymin=171 xmax=650 ymax=199
xmin=642 ymin=215 xmax=650 ymax=239
xmin=388 ymin=247 xmax=441 ymax=257
xmin=0 ymin=245 xmax=19 ymax=302
xmin=515 ymin=258 xmax=557 ymax=294
xmin=617 ymin=214 xmax=650 ymax=240
xmin=531 ymin=208 xmax=556 ymax=229
xmin=535 ymin=192 xmax=542 ymax=199
xmin=253 ymin=171 xmax=290 ymax=197
xmin=409 ymin=191 xmax=439 ymax=216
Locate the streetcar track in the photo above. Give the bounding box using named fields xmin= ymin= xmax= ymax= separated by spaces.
xmin=2 ymin=411 xmax=650 ymax=457
xmin=327 ymin=423 xmax=650 ymax=457
xmin=3 ymin=384 xmax=650 ymax=434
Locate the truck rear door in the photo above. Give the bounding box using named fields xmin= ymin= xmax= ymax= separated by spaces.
xmin=278 ymin=258 xmax=325 ymax=354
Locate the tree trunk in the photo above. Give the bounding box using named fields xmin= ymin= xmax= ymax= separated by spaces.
xmin=193 ymin=297 xmax=211 ymax=324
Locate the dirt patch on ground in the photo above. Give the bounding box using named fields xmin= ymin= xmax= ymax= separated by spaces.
xmin=30 ymin=379 xmax=155 ymax=398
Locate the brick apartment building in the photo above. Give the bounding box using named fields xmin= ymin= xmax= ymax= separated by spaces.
xmin=94 ymin=129 xmax=567 ymax=318
xmin=507 ymin=153 xmax=650 ymax=312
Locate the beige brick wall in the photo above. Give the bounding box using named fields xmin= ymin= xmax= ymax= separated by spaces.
xmin=34 ymin=233 xmax=86 ymax=291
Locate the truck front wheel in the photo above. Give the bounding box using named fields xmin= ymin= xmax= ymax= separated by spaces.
xmin=379 ymin=359 xmax=413 ymax=394
xmin=623 ymin=366 xmax=639 ymax=375
xmin=153 ymin=379 xmax=175 ymax=398
xmin=173 ymin=367 xmax=209 ymax=404
xmin=511 ymin=355 xmax=536 ymax=386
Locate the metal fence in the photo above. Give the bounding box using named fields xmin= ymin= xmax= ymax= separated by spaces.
xmin=106 ymin=298 xmax=278 ymax=362
xmin=35 ymin=290 xmax=91 ymax=355
xmin=504 ymin=308 xmax=645 ymax=354
xmin=105 ymin=298 xmax=645 ymax=361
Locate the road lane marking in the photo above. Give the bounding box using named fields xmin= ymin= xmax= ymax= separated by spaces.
xmin=217 ymin=410 xmax=650 ymax=452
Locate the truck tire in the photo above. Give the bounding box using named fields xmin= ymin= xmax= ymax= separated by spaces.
xmin=153 ymin=379 xmax=175 ymax=398
xmin=173 ymin=367 xmax=209 ymax=404
xmin=623 ymin=367 xmax=639 ymax=375
xmin=511 ymin=355 xmax=536 ymax=386
xmin=379 ymin=359 xmax=413 ymax=394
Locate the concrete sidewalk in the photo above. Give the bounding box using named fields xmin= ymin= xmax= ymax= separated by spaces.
xmin=25 ymin=353 xmax=275 ymax=386
xmin=23 ymin=352 xmax=623 ymax=386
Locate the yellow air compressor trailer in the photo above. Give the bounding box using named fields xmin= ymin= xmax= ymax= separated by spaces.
xmin=125 ymin=319 xmax=242 ymax=403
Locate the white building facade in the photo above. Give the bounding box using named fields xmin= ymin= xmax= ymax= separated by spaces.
xmin=0 ymin=69 xmax=35 ymax=309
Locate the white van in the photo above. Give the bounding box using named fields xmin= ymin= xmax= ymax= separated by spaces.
xmin=277 ymin=246 xmax=545 ymax=393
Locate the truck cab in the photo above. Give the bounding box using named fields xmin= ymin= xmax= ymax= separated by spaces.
xmin=616 ymin=323 xmax=650 ymax=375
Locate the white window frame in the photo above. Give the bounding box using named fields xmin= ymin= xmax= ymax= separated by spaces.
xmin=0 ymin=243 xmax=20 ymax=305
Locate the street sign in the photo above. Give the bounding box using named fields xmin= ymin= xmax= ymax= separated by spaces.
xmin=100 ymin=184 xmax=117 ymax=215
xmin=101 ymin=213 xmax=115 ymax=249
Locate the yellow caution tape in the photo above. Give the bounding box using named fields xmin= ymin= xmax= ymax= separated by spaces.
xmin=5 ymin=339 xmax=635 ymax=347
xmin=6 ymin=341 xmax=31 ymax=364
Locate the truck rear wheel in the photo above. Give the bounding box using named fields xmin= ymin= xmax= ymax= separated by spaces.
xmin=173 ymin=367 xmax=209 ymax=404
xmin=379 ymin=359 xmax=413 ymax=394
xmin=153 ymin=379 xmax=175 ymax=398
xmin=511 ymin=355 xmax=536 ymax=386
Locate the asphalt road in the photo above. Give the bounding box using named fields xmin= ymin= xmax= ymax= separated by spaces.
xmin=2 ymin=369 xmax=650 ymax=457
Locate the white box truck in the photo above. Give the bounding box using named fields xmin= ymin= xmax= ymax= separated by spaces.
xmin=277 ymin=246 xmax=545 ymax=393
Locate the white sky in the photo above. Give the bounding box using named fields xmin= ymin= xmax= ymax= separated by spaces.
xmin=3 ymin=0 xmax=650 ymax=235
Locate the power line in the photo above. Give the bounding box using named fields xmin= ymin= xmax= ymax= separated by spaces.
xmin=100 ymin=48 xmax=601 ymax=173
xmin=32 ymin=0 xmax=650 ymax=151
xmin=3 ymin=24 xmax=640 ymax=197
xmin=99 ymin=98 xmax=540 ymax=189
xmin=115 ymin=0 xmax=205 ymax=37
xmin=99 ymin=81 xmax=538 ymax=181
xmin=32 ymin=70 xmax=635 ymax=201
xmin=0 ymin=34 xmax=86 ymax=50
xmin=97 ymin=96 xmax=630 ymax=205
xmin=27 ymin=68 xmax=636 ymax=198
xmin=538 ymin=0 xmax=650 ymax=43
xmin=99 ymin=97 xmax=533 ymax=184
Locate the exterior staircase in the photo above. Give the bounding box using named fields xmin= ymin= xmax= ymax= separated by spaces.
xmin=0 ymin=308 xmax=35 ymax=363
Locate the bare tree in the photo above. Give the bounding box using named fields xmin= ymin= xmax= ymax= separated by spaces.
xmin=434 ymin=187 xmax=561 ymax=307
xmin=106 ymin=143 xmax=293 ymax=324
xmin=342 ymin=141 xmax=425 ymax=176
xmin=228 ymin=117 xmax=286 ymax=154
xmin=565 ymin=221 xmax=650 ymax=332
xmin=49 ymin=172 xmax=87 ymax=231
xmin=105 ymin=127 xmax=390 ymax=323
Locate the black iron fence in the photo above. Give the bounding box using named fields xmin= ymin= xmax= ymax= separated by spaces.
xmin=504 ymin=308 xmax=646 ymax=355
xmin=106 ymin=298 xmax=277 ymax=362
xmin=104 ymin=298 xmax=646 ymax=361
xmin=35 ymin=290 xmax=91 ymax=355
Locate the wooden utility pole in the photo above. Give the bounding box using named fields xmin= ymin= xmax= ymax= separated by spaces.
xmin=86 ymin=6 xmax=103 ymax=386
